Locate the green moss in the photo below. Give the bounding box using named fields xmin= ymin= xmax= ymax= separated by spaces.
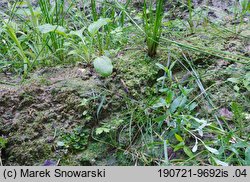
xmin=117 ymin=50 xmax=158 ymax=96
xmin=6 ymin=141 xmax=52 ymax=165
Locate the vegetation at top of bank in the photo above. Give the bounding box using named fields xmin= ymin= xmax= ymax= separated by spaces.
xmin=0 ymin=0 xmax=249 ymax=166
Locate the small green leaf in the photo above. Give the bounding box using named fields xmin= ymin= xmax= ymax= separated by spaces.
xmin=173 ymin=142 xmax=185 ymax=152
xmin=16 ymin=8 xmax=32 ymax=16
xmin=93 ymin=56 xmax=113 ymax=77
xmin=242 ymin=80 xmax=250 ymax=91
xmin=69 ymin=27 xmax=86 ymax=43
xmin=79 ymin=99 xmax=88 ymax=106
xmin=88 ymin=18 xmax=111 ymax=36
xmin=155 ymin=63 xmax=166 ymax=70
xmin=175 ymin=133 xmax=184 ymax=142
xmin=152 ymin=98 xmax=167 ymax=108
xmin=154 ymin=115 xmax=167 ymax=123
xmin=211 ymin=156 xmax=229 ymax=166
xmin=166 ymin=90 xmax=174 ymax=104
xmin=204 ymin=145 xmax=219 ymax=155
xmin=170 ymin=95 xmax=187 ymax=113
xmin=96 ymin=127 xmax=110 ymax=135
xmin=183 ymin=146 xmax=194 ymax=158
xmin=189 ymin=102 xmax=198 ymax=111
xmin=245 ymin=147 xmax=250 ymax=165
xmin=233 ymin=85 xmax=240 ymax=92
xmin=0 ymin=137 xmax=7 ymax=149
xmin=227 ymin=77 xmax=240 ymax=84
xmin=57 ymin=141 xmax=65 ymax=147
xmin=38 ymin=24 xmax=66 ymax=34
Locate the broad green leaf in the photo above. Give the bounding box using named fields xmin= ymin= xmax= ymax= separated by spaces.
xmin=16 ymin=7 xmax=41 ymax=16
xmin=96 ymin=127 xmax=110 ymax=135
xmin=232 ymin=140 xmax=249 ymax=148
xmin=68 ymin=50 xmax=78 ymax=56
xmin=189 ymin=102 xmax=198 ymax=111
xmin=183 ymin=146 xmax=194 ymax=158
xmin=173 ymin=142 xmax=185 ymax=152
xmin=227 ymin=77 xmax=240 ymax=84
xmin=245 ymin=147 xmax=250 ymax=165
xmin=170 ymin=95 xmax=187 ymax=113
xmin=69 ymin=27 xmax=85 ymax=43
xmin=170 ymin=97 xmax=181 ymax=113
xmin=180 ymin=87 xmax=193 ymax=96
xmin=152 ymin=98 xmax=167 ymax=108
xmin=193 ymin=117 xmax=207 ymax=124
xmin=38 ymin=24 xmax=66 ymax=34
xmin=88 ymin=18 xmax=111 ymax=35
xmin=93 ymin=56 xmax=113 ymax=77
xmin=243 ymin=80 xmax=250 ymax=91
xmin=154 ymin=115 xmax=167 ymax=123
xmin=175 ymin=133 xmax=184 ymax=142
xmin=16 ymin=8 xmax=32 ymax=16
xmin=229 ymin=146 xmax=239 ymax=155
xmin=166 ymin=90 xmax=174 ymax=104
xmin=57 ymin=141 xmax=65 ymax=147
xmin=211 ymin=156 xmax=229 ymax=166
xmin=204 ymin=145 xmax=219 ymax=155
xmin=233 ymin=85 xmax=240 ymax=92
xmin=245 ymin=72 xmax=250 ymax=80
xmin=155 ymin=63 xmax=166 ymax=70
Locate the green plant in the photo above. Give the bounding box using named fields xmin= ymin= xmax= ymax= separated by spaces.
xmin=231 ymin=102 xmax=245 ymax=138
xmin=93 ymin=56 xmax=113 ymax=77
xmin=0 ymin=0 xmax=71 ymax=75
xmin=148 ymin=62 xmax=250 ymax=165
xmin=88 ymin=17 xmax=112 ymax=56
xmin=90 ymin=0 xmax=115 ymax=56
xmin=114 ymin=0 xmax=250 ymax=63
xmin=0 ymin=137 xmax=7 ymax=166
xmin=0 ymin=1 xmax=33 ymax=76
xmin=187 ymin=0 xmax=194 ymax=33
xmin=38 ymin=0 xmax=70 ymax=61
xmin=95 ymin=119 xmax=124 ymax=145
xmin=227 ymin=72 xmax=250 ymax=96
xmin=143 ymin=0 xmax=164 ymax=57
xmin=2 ymin=20 xmax=31 ymax=76
xmin=58 ymin=126 xmax=90 ymax=152
xmin=120 ymin=0 xmax=131 ymax=27
xmin=65 ymin=27 xmax=93 ymax=63
xmin=239 ymin=0 xmax=250 ymax=30
xmin=90 ymin=0 xmax=102 ymax=55
xmin=66 ymin=1 xmax=116 ymax=70
xmin=232 ymin=0 xmax=250 ymax=34
xmin=0 ymin=137 xmax=7 ymax=150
